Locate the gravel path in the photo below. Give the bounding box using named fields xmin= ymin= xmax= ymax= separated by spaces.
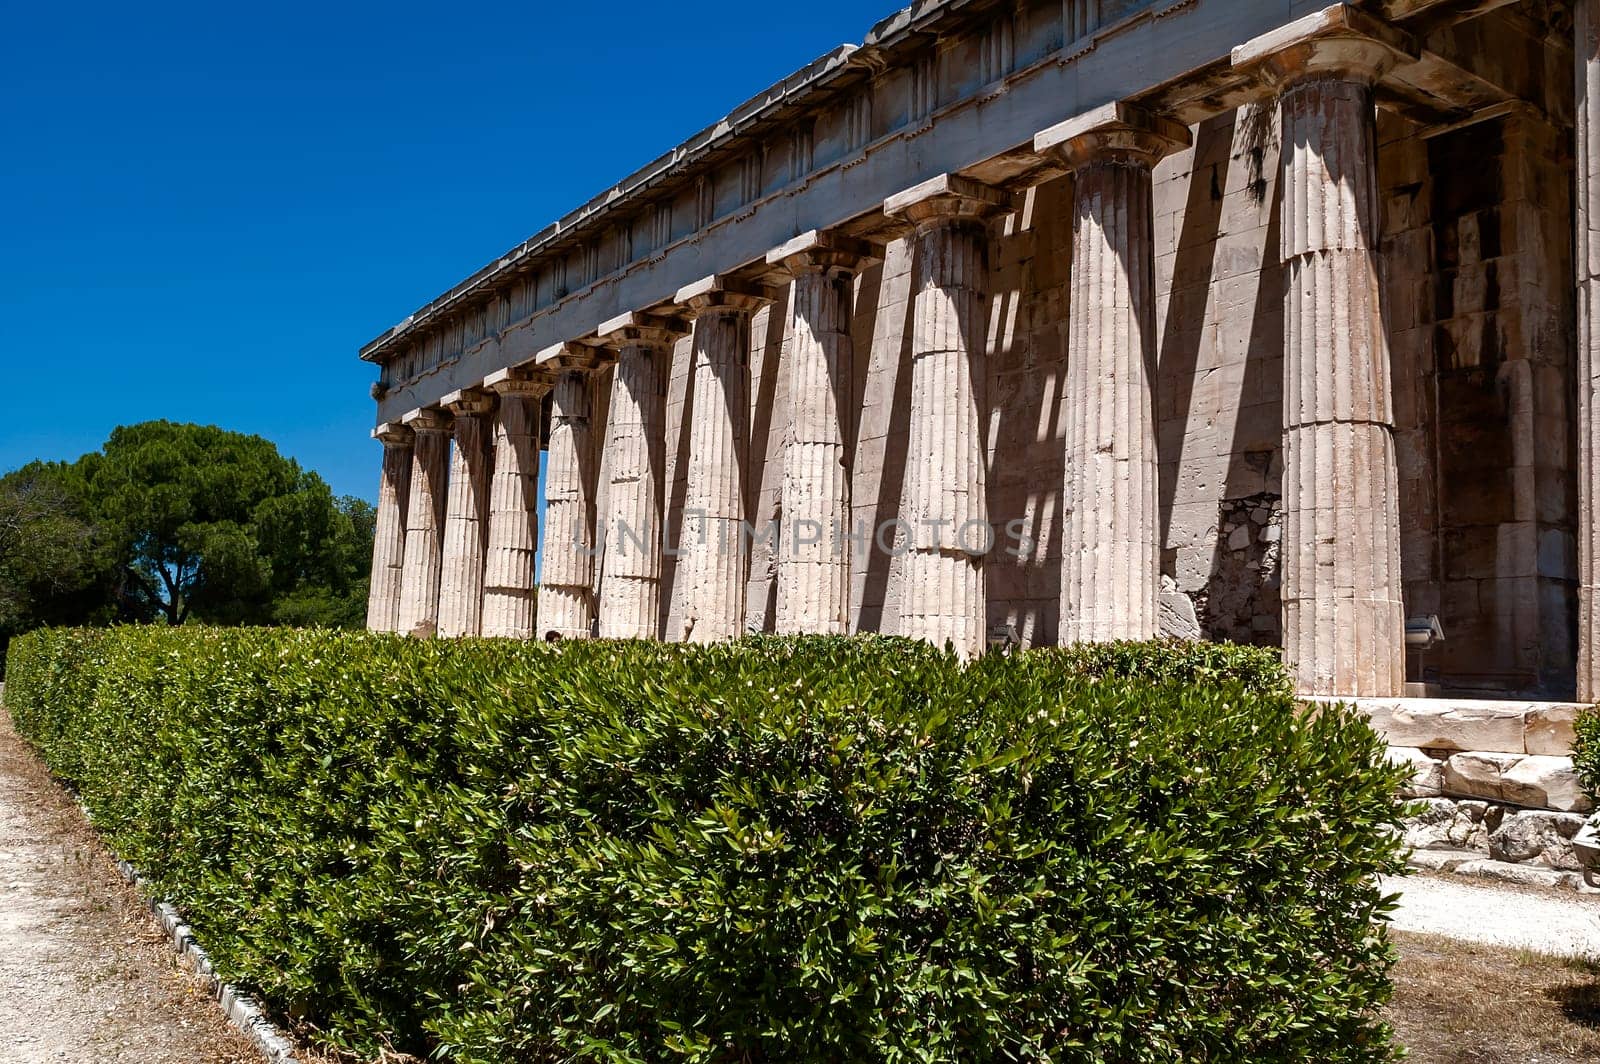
xmin=0 ymin=707 xmax=261 ymax=1064
xmin=1385 ymin=872 xmax=1600 ymax=960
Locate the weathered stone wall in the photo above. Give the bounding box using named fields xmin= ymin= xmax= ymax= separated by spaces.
xmin=1383 ymin=107 xmax=1577 ymax=697
xmin=1152 ymin=107 xmax=1286 ymax=648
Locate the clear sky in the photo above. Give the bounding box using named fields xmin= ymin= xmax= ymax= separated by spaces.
xmin=1 ymin=0 xmax=881 ymax=501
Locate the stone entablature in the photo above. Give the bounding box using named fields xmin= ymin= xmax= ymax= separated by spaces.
xmin=368 ymin=0 xmax=1515 ymax=424
xmin=362 ymin=1 xmax=1166 ymax=387
xmin=361 ymin=0 xmax=1593 ymax=702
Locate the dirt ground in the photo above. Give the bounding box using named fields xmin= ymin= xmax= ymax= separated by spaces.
xmin=1387 ymin=930 xmax=1600 ymax=1063
xmin=0 ymin=708 xmax=263 ymax=1063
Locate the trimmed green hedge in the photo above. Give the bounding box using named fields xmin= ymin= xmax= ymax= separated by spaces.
xmin=5 ymin=628 xmax=1405 ymax=1063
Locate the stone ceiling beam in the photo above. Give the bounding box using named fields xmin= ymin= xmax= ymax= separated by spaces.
xmin=1364 ymin=0 xmax=1521 ymax=29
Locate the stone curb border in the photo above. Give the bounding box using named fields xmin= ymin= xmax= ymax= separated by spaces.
xmin=107 ymin=851 xmax=302 ymax=1063
xmin=1409 ymin=849 xmax=1600 ymax=896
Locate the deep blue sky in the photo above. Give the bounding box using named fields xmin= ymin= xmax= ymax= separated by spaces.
xmin=1 ymin=1 xmax=879 ymax=501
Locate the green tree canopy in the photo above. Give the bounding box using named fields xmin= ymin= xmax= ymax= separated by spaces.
xmin=0 ymin=461 xmax=115 ymax=636
xmin=0 ymin=421 xmax=372 ymax=654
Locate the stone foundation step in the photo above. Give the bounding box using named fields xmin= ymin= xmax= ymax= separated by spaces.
xmin=1316 ymin=696 xmax=1589 ymax=756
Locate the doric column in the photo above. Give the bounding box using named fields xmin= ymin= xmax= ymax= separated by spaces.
xmin=480 ymin=366 xmax=554 ymax=640
xmin=1235 ymin=10 xmax=1413 ymax=696
xmin=1578 ymin=0 xmax=1600 ymax=701
xmin=1036 ymin=103 xmax=1190 ymax=645
xmin=766 ymin=231 xmax=878 ymax=636
xmin=537 ymin=344 xmax=607 ymax=640
xmin=395 ymin=408 xmax=452 ymax=637
xmin=594 ymin=312 xmax=687 ymax=640
xmin=883 ymin=174 xmax=1006 ymax=659
xmin=673 ymin=275 xmax=773 ymax=644
xmin=365 ymin=422 xmax=413 ymax=633
xmin=435 ymin=389 xmax=495 ymax=638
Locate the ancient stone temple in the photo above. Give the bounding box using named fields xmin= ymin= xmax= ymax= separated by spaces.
xmin=360 ymin=0 xmax=1600 ymax=710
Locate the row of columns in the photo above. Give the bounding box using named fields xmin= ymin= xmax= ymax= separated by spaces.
xmin=366 ymin=11 xmax=1479 ymax=697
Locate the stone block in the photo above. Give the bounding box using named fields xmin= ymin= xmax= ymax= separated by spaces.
xmin=1442 ymin=751 xmax=1521 ymax=804
xmin=1364 ymin=698 xmax=1528 ymax=754
xmin=1525 ymin=703 xmax=1583 ymax=756
xmin=1501 ymin=755 xmax=1593 ymax=814
xmin=1406 ymin=847 xmax=1480 ymax=874
xmin=1387 ymin=746 xmax=1444 ymax=798
xmin=1158 ymin=575 xmax=1201 ymax=640
xmin=1443 ymin=751 xmax=1594 ymax=813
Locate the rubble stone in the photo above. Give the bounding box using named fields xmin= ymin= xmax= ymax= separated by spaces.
xmin=1487 ymin=810 xmax=1587 ymax=870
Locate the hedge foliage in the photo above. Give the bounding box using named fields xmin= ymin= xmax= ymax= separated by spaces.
xmin=1576 ymin=709 xmax=1600 ymax=801
xmin=4 ymin=628 xmax=1405 ymax=1063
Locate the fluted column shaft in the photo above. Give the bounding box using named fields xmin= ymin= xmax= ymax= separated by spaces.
xmin=436 ymin=392 xmax=494 ymax=638
xmin=481 ymin=370 xmax=551 ymax=639
xmin=539 ymin=367 xmax=599 ymax=640
xmin=600 ymin=343 xmax=664 ymax=638
xmin=885 ymin=176 xmax=1004 ymax=658
xmin=396 ymin=411 xmax=452 ymax=636
xmin=771 ymin=235 xmax=873 ymax=635
xmin=1276 ymin=69 xmax=1404 ymax=696
xmin=1039 ymin=106 xmax=1189 ymax=645
xmin=1577 ymin=0 xmax=1600 ymax=701
xmin=365 ymin=424 xmax=413 ymax=633
xmin=676 ymin=283 xmax=768 ymax=643
xmin=596 ymin=314 xmax=684 ymax=641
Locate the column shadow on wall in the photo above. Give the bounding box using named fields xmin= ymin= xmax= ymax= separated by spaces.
xmin=1164 ymin=116 xmax=1222 ymax=547
xmin=855 ymin=261 xmax=915 ymax=635
xmin=1207 ymin=104 xmax=1284 ymax=646
xmin=1157 ymin=116 xmax=1229 ymax=569
xmin=984 ymin=185 xmax=1067 ymax=645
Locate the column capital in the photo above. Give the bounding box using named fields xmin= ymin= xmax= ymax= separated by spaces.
xmin=766 ymin=230 xmax=883 ymax=276
xmin=536 ymin=340 xmax=613 ymax=373
xmin=372 ymin=421 xmax=413 ymax=448
xmin=883 ymin=173 xmax=1007 ymax=229
xmin=593 ymin=310 xmax=689 ymax=352
xmin=441 ymin=388 xmax=495 ymax=418
xmin=673 ymin=275 xmax=775 ymax=318
xmin=1034 ymin=102 xmax=1191 ymax=171
xmin=401 ymin=408 xmax=452 ymax=435
xmin=1232 ymin=4 xmax=1416 ymax=89
xmin=484 ymin=365 xmax=556 ymax=398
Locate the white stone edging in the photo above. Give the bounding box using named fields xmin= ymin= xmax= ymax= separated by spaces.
xmin=107 ymin=851 xmax=302 ymax=1063
xmin=1408 ymin=847 xmax=1600 ymax=896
